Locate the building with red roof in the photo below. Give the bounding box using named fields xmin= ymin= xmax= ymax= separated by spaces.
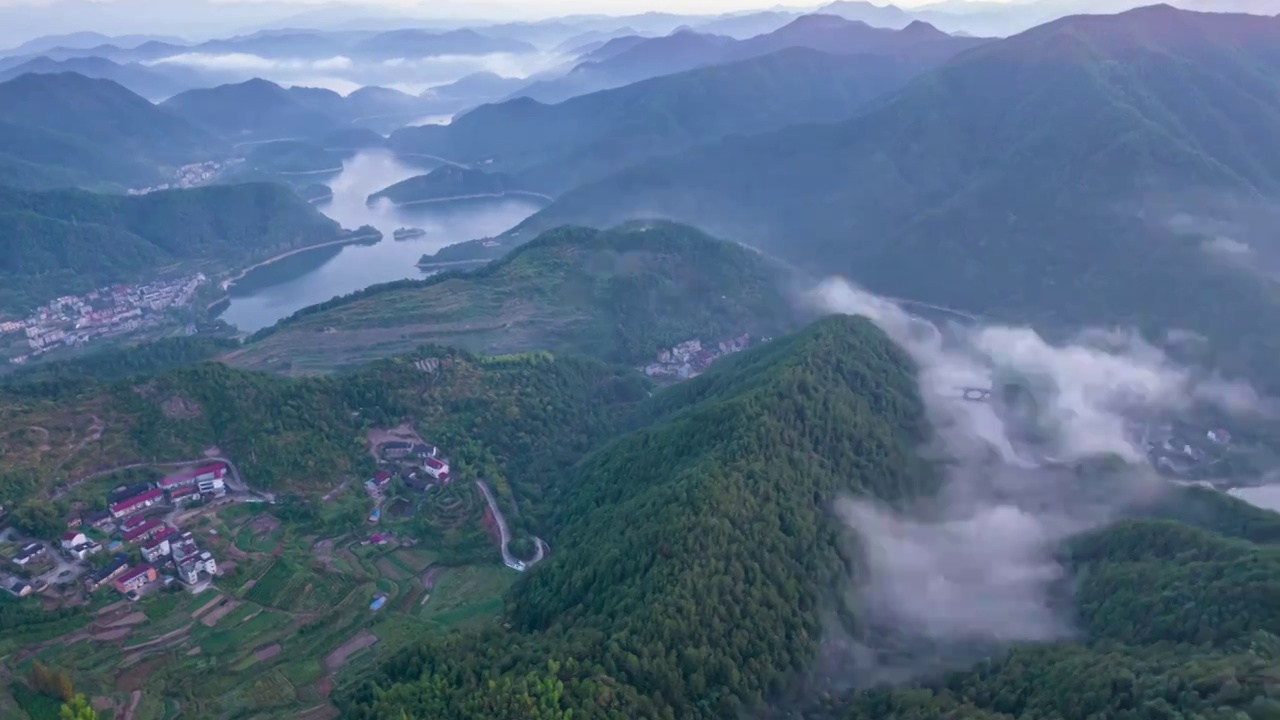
xmin=159 ymin=462 xmax=227 ymax=490
xmin=423 ymin=456 xmax=450 ymax=481
xmin=122 ymin=517 xmax=166 ymax=544
xmin=114 ymin=564 xmax=157 ymax=594
xmin=110 ymin=488 xmax=164 ymax=518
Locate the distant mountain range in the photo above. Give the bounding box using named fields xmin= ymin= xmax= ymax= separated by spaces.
xmin=0 ymin=56 xmax=188 ymax=100
xmin=0 ymin=71 xmax=220 ymax=189
xmin=392 ymin=44 xmax=937 ymax=193
xmin=517 ymin=5 xmax=1280 ymax=390
xmin=507 ymin=16 xmax=986 ymax=104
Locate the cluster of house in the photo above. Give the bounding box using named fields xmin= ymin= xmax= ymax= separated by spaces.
xmin=2 ymin=274 xmax=208 ymax=364
xmin=367 ymin=442 xmax=452 ymax=498
xmin=1145 ymin=423 xmax=1234 ymax=475
xmin=641 ymin=334 xmax=754 ymax=380
xmin=126 ymin=159 xmax=240 ymax=195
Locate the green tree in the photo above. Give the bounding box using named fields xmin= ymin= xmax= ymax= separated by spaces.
xmin=60 ymin=693 xmax=98 ymax=720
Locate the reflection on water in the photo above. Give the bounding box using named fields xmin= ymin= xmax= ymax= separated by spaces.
xmin=216 ymin=149 xmax=546 ymax=333
xmin=1229 ymin=485 xmax=1280 ymax=513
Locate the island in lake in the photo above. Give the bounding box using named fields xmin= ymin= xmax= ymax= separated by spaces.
xmin=394 ymin=227 xmax=427 ymax=240
xmin=368 ymin=165 xmax=550 ymax=207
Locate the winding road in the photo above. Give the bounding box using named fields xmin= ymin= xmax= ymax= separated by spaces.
xmin=475 ymin=480 xmax=545 ymax=571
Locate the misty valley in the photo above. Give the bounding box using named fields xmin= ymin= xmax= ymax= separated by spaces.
xmin=3 ymin=1 xmax=1280 ymax=720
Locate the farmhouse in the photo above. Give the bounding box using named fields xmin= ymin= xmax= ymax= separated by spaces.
xmin=120 ymin=515 xmax=150 ymax=532
xmin=110 ymin=488 xmax=164 ymax=518
xmin=67 ymin=541 xmax=101 ymax=561
xmin=12 ymin=542 xmax=46 ymax=566
xmin=82 ymin=510 xmax=112 ymax=529
xmin=423 ymin=457 xmax=450 ymax=481
xmin=87 ymin=553 xmax=130 ymax=591
xmin=160 ymin=462 xmax=228 ymax=497
xmin=115 ymin=564 xmax=158 ymax=594
xmin=171 ymin=533 xmax=217 ymax=585
xmin=122 ymin=518 xmax=167 ymax=544
xmin=61 ymin=531 xmax=87 ymax=550
xmin=412 ymin=444 xmax=438 ymax=459
xmin=8 ymin=581 xmax=32 ymax=597
xmin=141 ymin=530 xmax=175 ymax=563
xmin=381 ymin=441 xmax=412 ymax=458
xmin=167 ymin=484 xmax=201 ymax=504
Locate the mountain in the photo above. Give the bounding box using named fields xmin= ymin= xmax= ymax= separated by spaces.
xmin=425 ymin=71 xmax=528 ymax=103
xmin=0 ymin=56 xmax=187 ymax=100
xmin=349 ymin=29 xmax=535 ymax=60
xmin=234 ymin=221 xmax=801 ymax=372
xmin=553 ymin=26 xmax=646 ymax=55
xmin=1 ymin=31 xmax=188 ymax=56
xmin=516 ymin=6 xmax=1280 ymax=391
xmin=162 ymin=78 xmax=346 ymax=141
xmin=366 ymin=165 xmax=527 ymax=206
xmin=724 ymin=14 xmax=989 ymax=64
xmin=0 ymin=72 xmax=220 ymax=189
xmin=509 ymin=16 xmax=985 ymax=105
xmin=194 ymin=30 xmax=349 ymax=59
xmin=693 ymin=10 xmax=803 ymax=38
xmin=509 ymin=29 xmax=737 ymax=104
xmin=244 ymin=140 xmax=345 ymax=174
xmin=390 ymin=47 xmax=930 ymax=194
xmin=0 ymin=182 xmax=366 ymax=311
xmin=819 ymin=0 xmax=916 ymax=28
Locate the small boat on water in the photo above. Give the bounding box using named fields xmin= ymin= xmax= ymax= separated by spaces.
xmin=393 ymin=227 xmax=427 ymax=240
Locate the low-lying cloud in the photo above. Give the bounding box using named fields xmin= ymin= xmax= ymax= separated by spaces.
xmin=807 ymin=278 xmax=1262 ymax=685
xmin=149 ymin=52 xmax=355 ymax=73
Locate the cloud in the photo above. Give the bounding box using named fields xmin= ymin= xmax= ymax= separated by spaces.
xmin=806 ymin=278 xmax=1261 ymax=685
xmin=148 ymin=52 xmax=354 ymax=72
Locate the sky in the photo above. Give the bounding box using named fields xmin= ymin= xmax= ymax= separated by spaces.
xmin=0 ymin=0 xmax=1034 ymax=12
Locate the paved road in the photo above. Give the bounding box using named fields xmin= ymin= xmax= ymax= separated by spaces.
xmin=53 ymin=455 xmax=269 ymax=503
xmin=474 ymin=480 xmax=545 ymax=571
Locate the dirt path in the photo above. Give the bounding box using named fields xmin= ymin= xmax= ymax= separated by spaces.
xmin=325 ymin=631 xmax=378 ymax=672
xmin=322 ymin=480 xmax=349 ymax=502
xmin=422 ymin=566 xmax=443 ymax=590
xmin=201 ymin=601 xmax=240 ymax=627
xmin=122 ymin=689 xmax=142 ymax=720
xmin=122 ymin=625 xmax=191 ymax=652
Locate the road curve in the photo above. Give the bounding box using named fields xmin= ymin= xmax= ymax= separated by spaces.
xmin=475 ymin=479 xmax=545 ymax=571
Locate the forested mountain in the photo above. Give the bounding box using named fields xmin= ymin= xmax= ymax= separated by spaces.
xmin=0 ymin=182 xmax=365 ymax=310
xmin=366 ymin=165 xmax=527 ymax=205
xmin=334 ymin=314 xmax=935 ymax=718
xmin=350 ymin=28 xmax=535 ymax=59
xmin=519 ymin=5 xmax=1280 ymax=390
xmin=391 ymin=47 xmax=926 ymax=193
xmin=0 ymin=72 xmax=220 ymax=188
xmin=0 ymin=55 xmax=187 ymax=100
xmin=232 ymin=222 xmax=802 ymax=373
xmin=509 ymin=16 xmax=981 ymax=104
xmin=161 ymin=78 xmax=440 ymax=141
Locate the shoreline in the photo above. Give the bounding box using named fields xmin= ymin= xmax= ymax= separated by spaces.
xmin=375 ymin=190 xmax=554 ymax=208
xmin=205 ymin=233 xmax=382 ymax=309
xmin=413 ymin=258 xmax=492 ymax=270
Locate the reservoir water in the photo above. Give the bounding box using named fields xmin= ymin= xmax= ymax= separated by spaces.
xmin=216 ymin=149 xmax=546 ymax=333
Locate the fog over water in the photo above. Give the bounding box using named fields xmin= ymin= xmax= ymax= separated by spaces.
xmin=216 ymin=149 xmax=546 ymax=332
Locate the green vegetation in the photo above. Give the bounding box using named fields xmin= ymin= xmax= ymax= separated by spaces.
xmin=0 ymin=182 xmax=371 ymax=311
xmin=367 ymin=165 xmax=527 ymax=206
xmin=0 ymin=336 xmax=240 ymax=386
xmin=161 ymin=79 xmax=345 ymax=141
xmin=388 ymin=47 xmax=924 ymax=193
xmin=235 ymin=221 xmax=802 ymax=373
xmin=520 ymin=7 xmax=1280 ymax=392
xmin=244 ymin=140 xmax=344 ymax=174
xmin=0 ymin=72 xmax=222 ymax=190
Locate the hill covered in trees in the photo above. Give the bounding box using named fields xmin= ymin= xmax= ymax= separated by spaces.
xmin=518 ymin=6 xmax=1280 ymax=390
xmin=233 ymin=221 xmax=802 ymax=373
xmin=0 ymin=182 xmax=372 ymax=311
xmin=389 ymin=47 xmax=927 ymax=194
xmin=324 ymin=314 xmax=1280 ymax=720
xmin=0 ymin=71 xmax=221 ymax=189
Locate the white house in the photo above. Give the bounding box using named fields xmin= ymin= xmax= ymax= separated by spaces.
xmin=423 ymin=457 xmax=450 ymax=481
xmin=61 ymin=531 xmax=87 ymax=550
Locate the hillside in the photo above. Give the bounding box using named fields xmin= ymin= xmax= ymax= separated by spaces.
xmin=366 ymin=166 xmax=528 ymax=206
xmin=0 ymin=55 xmax=187 ymax=100
xmin=331 ymin=314 xmax=931 ymax=718
xmin=161 ymin=78 xmax=346 ymax=141
xmin=390 ymin=47 xmax=926 ymax=193
xmin=0 ymin=182 xmax=366 ymax=311
xmin=230 ymin=222 xmax=802 ymax=374
xmin=350 ymin=28 xmax=535 ymax=59
xmin=517 ymin=6 xmax=1280 ymax=390
xmin=509 ymin=16 xmax=983 ymax=105
xmin=0 ymin=72 xmax=221 ymax=188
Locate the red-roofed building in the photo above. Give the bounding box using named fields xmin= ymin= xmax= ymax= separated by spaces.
xmin=168 ymin=484 xmax=201 ymax=504
xmin=159 ymin=462 xmax=227 ymax=490
xmin=141 ymin=530 xmax=175 ymax=562
xmin=120 ymin=514 xmax=150 ymax=532
xmin=122 ymin=518 xmax=166 ymax=544
xmin=110 ymin=488 xmax=163 ymax=518
xmin=114 ymin=564 xmax=157 ymax=594
xmin=423 ymin=457 xmax=450 ymax=481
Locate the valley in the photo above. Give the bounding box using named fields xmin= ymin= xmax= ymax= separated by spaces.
xmin=4 ymin=3 xmax=1280 ymax=720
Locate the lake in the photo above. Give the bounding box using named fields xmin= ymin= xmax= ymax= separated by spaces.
xmin=216 ymin=149 xmax=546 ymax=333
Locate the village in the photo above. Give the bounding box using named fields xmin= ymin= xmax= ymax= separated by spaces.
xmin=0 ymin=461 xmax=232 ymax=601
xmin=641 ymin=333 xmax=757 ymax=380
xmin=0 ymin=273 xmax=207 ymax=364
xmin=126 ymin=159 xmax=242 ymax=196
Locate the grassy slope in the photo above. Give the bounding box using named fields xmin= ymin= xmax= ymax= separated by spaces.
xmin=229 ymin=222 xmax=803 ymax=374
